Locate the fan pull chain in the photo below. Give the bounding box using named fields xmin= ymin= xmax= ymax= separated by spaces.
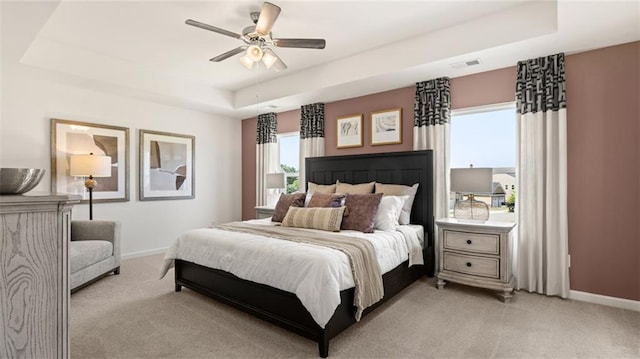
xmin=255 ymin=59 xmax=261 ymax=117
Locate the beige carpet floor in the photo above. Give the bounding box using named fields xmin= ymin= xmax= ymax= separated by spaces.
xmin=71 ymin=254 xmax=640 ymax=358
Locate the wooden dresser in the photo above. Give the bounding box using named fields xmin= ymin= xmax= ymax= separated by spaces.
xmin=0 ymin=193 xmax=80 ymax=358
xmin=436 ymin=218 xmax=516 ymax=302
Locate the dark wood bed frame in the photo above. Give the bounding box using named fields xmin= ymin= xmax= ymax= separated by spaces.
xmin=174 ymin=150 xmax=434 ymax=357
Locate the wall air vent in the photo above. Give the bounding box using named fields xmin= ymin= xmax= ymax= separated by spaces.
xmin=450 ymin=59 xmax=481 ymax=69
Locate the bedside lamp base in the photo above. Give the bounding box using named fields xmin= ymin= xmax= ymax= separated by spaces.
xmin=453 ymin=194 xmax=489 ymax=222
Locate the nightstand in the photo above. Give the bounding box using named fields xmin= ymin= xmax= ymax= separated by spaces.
xmin=255 ymin=206 xmax=275 ymax=219
xmin=436 ymin=218 xmax=517 ymax=302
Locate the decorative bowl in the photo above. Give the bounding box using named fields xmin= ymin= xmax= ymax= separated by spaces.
xmin=0 ymin=168 xmax=46 ymax=194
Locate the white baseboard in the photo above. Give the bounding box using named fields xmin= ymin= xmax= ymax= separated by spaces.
xmin=570 ymin=290 xmax=640 ymax=312
xmin=122 ymin=247 xmax=168 ymax=260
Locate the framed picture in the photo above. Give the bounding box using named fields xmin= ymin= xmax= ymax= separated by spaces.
xmin=51 ymin=119 xmax=130 ymax=203
xmin=371 ymin=107 xmax=403 ymax=145
xmin=139 ymin=129 xmax=195 ymax=201
xmin=336 ymin=114 xmax=363 ymax=148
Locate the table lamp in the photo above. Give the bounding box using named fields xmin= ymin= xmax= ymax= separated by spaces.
xmin=451 ymin=167 xmax=493 ymax=222
xmin=266 ymin=172 xmax=285 ymax=206
xmin=70 ymin=153 xmax=112 ymax=220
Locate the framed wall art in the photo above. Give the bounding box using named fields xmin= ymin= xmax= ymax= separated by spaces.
xmin=371 ymin=107 xmax=402 ymax=145
xmin=336 ymin=114 xmax=363 ymax=149
xmin=139 ymin=129 xmax=195 ymax=201
xmin=51 ymin=118 xmax=130 ymax=202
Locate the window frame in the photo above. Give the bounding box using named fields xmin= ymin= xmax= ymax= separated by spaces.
xmin=449 ymin=102 xmax=517 ymax=222
xmin=277 ymin=131 xmax=300 ymax=193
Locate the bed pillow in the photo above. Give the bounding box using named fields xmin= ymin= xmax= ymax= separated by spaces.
xmin=281 ymin=206 xmax=345 ymax=232
xmin=375 ymin=183 xmax=419 ymax=225
xmin=341 ymin=193 xmax=383 ymax=233
xmin=307 ymin=182 xmax=337 ymax=194
xmin=271 ymin=192 xmax=306 ymax=222
xmin=335 ymin=180 xmax=375 ymax=194
xmin=374 ymin=195 xmax=409 ymax=231
xmin=305 ymin=182 xmax=338 ymax=206
xmin=307 ymin=193 xmax=346 ymax=208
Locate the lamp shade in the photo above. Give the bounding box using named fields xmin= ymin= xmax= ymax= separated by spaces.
xmin=69 ymin=154 xmax=112 ymax=177
xmin=247 ymin=45 xmax=263 ymax=62
xmin=266 ymin=172 xmax=285 ymax=189
xmin=240 ymin=54 xmax=254 ymax=69
xmin=261 ymin=50 xmax=278 ymax=69
xmin=450 ymin=168 xmax=493 ymax=194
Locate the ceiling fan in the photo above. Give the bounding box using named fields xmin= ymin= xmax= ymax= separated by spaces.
xmin=186 ymin=2 xmax=326 ymax=71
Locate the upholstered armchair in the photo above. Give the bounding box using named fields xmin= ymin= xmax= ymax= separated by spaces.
xmin=70 ymin=220 xmax=121 ymax=292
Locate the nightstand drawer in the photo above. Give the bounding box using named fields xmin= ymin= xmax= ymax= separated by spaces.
xmin=443 ymin=230 xmax=499 ymax=255
xmin=443 ymin=252 xmax=499 ymax=279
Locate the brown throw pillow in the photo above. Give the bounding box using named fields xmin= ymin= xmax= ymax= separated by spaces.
xmin=271 ymin=193 xmax=306 ymax=222
xmin=335 ymin=180 xmax=375 ymax=194
xmin=341 ymin=193 xmax=383 ymax=233
xmin=307 ymin=193 xmax=346 ymax=208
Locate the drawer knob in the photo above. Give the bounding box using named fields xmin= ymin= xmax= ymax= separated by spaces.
xmin=466 ymin=240 xmax=472 ymax=245
xmin=466 ymin=262 xmax=472 ymax=267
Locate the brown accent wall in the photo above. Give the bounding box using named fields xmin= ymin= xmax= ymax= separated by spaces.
xmin=450 ymin=67 xmax=517 ymax=109
xmin=241 ymin=42 xmax=640 ymax=301
xmin=324 ymin=87 xmax=415 ymax=156
xmin=241 ymin=117 xmax=257 ymax=220
xmin=565 ymin=42 xmax=639 ymax=301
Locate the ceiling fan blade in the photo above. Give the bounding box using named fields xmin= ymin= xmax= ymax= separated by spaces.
xmin=273 ymin=38 xmax=326 ymax=49
xmin=255 ymin=2 xmax=281 ymax=36
xmin=210 ymin=47 xmax=246 ymax=62
xmin=185 ymin=19 xmax=241 ymax=39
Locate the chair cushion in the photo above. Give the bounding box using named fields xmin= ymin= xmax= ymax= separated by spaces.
xmin=69 ymin=240 xmax=113 ymax=273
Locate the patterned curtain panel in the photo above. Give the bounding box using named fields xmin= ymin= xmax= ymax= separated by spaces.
xmin=299 ymin=103 xmax=325 ymax=192
xmin=413 ymin=77 xmax=451 ymax=232
xmin=414 ymin=78 xmax=451 ymax=130
xmin=256 ymin=112 xmax=279 ymax=206
xmin=515 ymin=53 xmax=569 ymax=298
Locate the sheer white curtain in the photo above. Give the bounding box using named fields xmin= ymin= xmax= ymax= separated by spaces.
xmin=515 ymin=53 xmax=569 ymax=298
xmin=256 ymin=112 xmax=279 ymax=206
xmin=413 ymin=77 xmax=451 ymax=223
xmin=299 ymin=103 xmax=325 ymax=192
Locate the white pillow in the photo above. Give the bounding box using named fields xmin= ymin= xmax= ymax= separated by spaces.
xmin=375 ymin=183 xmax=419 ymax=225
xmin=374 ymin=195 xmax=408 ymax=231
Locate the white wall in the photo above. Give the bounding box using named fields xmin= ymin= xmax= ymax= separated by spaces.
xmin=1 ymin=69 xmax=242 ymax=257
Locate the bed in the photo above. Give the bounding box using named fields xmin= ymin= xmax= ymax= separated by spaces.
xmin=166 ymin=150 xmax=434 ymax=357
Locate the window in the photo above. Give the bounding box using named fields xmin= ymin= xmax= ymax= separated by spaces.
xmin=278 ymin=132 xmax=300 ymax=193
xmin=450 ymin=103 xmax=517 ymax=222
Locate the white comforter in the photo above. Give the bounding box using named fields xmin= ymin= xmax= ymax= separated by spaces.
xmin=160 ymin=219 xmax=424 ymax=328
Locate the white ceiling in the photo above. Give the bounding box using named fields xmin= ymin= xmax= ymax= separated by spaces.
xmin=5 ymin=0 xmax=640 ymax=119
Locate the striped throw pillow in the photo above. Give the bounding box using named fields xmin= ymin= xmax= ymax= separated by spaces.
xmin=281 ymin=206 xmax=345 ymax=232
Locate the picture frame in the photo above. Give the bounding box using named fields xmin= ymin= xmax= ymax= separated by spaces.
xmin=336 ymin=114 xmax=363 ymax=148
xmin=51 ymin=119 xmax=130 ymax=203
xmin=371 ymin=107 xmax=403 ymax=146
xmin=139 ymin=129 xmax=195 ymax=201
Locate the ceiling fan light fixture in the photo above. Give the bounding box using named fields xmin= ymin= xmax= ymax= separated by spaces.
xmin=240 ymin=54 xmax=254 ymax=69
xmin=262 ymin=50 xmax=278 ymax=69
xmin=247 ymin=45 xmax=263 ymax=62
xmin=273 ymin=58 xmax=287 ymax=72
xmin=187 ymin=2 xmax=326 ymax=72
